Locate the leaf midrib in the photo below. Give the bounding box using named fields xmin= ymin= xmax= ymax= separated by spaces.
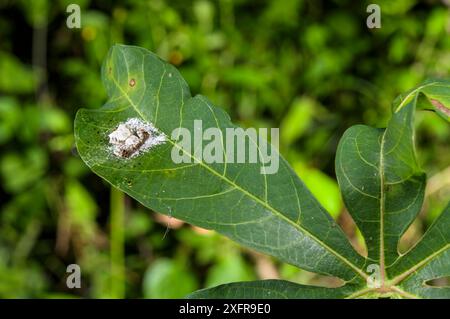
xmin=107 ymin=68 xmax=368 ymax=281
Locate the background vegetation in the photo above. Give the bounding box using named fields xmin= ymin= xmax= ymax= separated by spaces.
xmin=0 ymin=0 xmax=449 ymax=298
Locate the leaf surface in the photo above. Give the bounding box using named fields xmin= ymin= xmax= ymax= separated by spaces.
xmin=336 ymin=79 xmax=450 ymax=296
xmin=388 ymin=203 xmax=450 ymax=298
xmin=336 ymin=101 xmax=426 ymax=266
xmin=75 ymin=45 xmax=366 ymax=282
xmin=187 ymin=280 xmax=354 ymax=299
xmin=74 ymin=45 xmax=450 ymax=298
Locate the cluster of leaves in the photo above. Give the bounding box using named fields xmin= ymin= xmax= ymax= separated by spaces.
xmin=0 ymin=0 xmax=449 ymax=298
xmin=75 ymin=44 xmax=449 ymax=298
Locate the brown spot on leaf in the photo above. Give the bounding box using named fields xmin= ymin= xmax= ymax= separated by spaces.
xmin=129 ymin=78 xmax=136 ymax=87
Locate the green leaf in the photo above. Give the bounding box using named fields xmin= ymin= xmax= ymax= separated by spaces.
xmin=393 ymin=79 xmax=450 ymax=121
xmin=187 ymin=280 xmax=353 ymax=299
xmin=335 ymin=79 xmax=450 ymax=297
xmin=336 ymin=102 xmax=426 ymax=266
xmin=75 ymin=45 xmax=450 ymax=298
xmin=143 ymin=258 xmax=198 ymax=299
xmin=204 ymin=252 xmax=255 ymax=288
xmin=75 ymin=44 xmax=366 ymax=283
xmin=0 ymin=52 xmax=36 ymax=94
xmin=293 ymin=162 xmax=343 ymax=219
xmin=387 ymin=203 xmax=450 ymax=298
xmin=280 ymin=97 xmax=315 ymax=145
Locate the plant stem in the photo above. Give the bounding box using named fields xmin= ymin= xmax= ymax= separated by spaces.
xmin=110 ymin=187 xmax=126 ymax=298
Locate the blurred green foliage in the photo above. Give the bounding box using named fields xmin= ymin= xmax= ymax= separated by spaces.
xmin=0 ymin=0 xmax=449 ymax=298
